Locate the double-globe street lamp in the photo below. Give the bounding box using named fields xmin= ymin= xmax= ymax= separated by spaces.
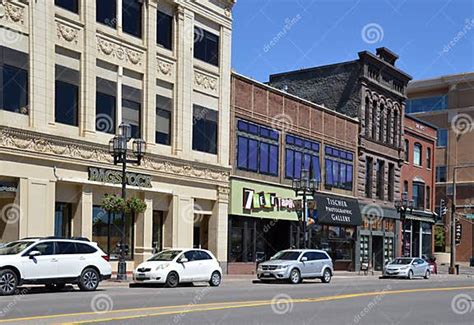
xmin=292 ymin=168 xmax=318 ymax=249
xmin=109 ymin=122 xmax=146 ymax=281
xmin=395 ymin=192 xmax=414 ymax=257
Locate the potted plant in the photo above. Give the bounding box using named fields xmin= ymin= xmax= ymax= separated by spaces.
xmin=125 ymin=197 xmax=147 ymax=215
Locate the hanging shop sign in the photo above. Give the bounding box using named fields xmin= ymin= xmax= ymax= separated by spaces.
xmin=314 ymin=193 xmax=362 ymax=226
xmin=242 ymin=188 xmax=295 ymax=211
xmin=88 ymin=167 xmax=152 ymax=188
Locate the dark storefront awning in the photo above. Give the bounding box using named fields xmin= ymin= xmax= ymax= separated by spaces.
xmin=314 ymin=193 xmax=362 ymax=226
xmin=406 ymin=210 xmax=437 ymax=224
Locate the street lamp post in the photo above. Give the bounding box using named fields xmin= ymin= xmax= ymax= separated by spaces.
xmin=109 ymin=123 xmax=146 ymax=281
xmin=292 ymin=168 xmax=318 ymax=249
xmin=395 ymin=192 xmax=414 ymax=257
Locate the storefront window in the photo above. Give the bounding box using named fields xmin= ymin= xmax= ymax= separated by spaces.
xmin=54 ymin=203 xmax=72 ymax=238
xmin=92 ymin=206 xmax=134 ymax=260
xmin=310 ymin=225 xmax=355 ymax=262
xmin=152 ymin=211 xmax=163 ymax=252
xmin=421 ymin=222 xmax=432 ymax=257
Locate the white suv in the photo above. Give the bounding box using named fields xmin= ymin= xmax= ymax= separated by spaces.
xmin=0 ymin=238 xmax=112 ymax=295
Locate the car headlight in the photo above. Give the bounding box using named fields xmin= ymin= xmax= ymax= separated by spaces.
xmin=156 ymin=263 xmax=170 ymax=271
xmin=400 ymin=266 xmax=410 ymax=270
xmin=276 ymin=265 xmax=289 ymax=270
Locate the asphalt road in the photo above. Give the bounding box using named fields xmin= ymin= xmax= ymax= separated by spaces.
xmin=0 ymin=275 xmax=473 ymax=324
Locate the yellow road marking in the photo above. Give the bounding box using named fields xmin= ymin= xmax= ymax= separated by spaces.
xmin=0 ymin=286 xmax=472 ymax=324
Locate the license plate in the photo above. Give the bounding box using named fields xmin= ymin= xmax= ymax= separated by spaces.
xmin=263 ymin=272 xmax=271 ymax=276
xmin=137 ymin=273 xmax=146 ymax=278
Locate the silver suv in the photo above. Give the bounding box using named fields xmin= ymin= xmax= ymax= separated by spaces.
xmin=257 ymin=249 xmax=333 ymax=284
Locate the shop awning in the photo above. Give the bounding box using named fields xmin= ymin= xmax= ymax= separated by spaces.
xmin=314 ymin=193 xmax=362 ymax=226
xmin=406 ymin=211 xmax=436 ymax=224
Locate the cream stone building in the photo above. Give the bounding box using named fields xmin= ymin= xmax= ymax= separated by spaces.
xmin=0 ymin=0 xmax=234 ymax=272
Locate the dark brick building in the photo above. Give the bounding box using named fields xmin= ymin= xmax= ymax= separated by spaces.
xmin=269 ymin=48 xmax=412 ymax=271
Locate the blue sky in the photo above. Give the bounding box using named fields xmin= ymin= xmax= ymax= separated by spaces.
xmin=231 ymin=0 xmax=474 ymax=82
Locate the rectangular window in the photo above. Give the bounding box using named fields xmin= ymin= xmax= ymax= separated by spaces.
xmin=413 ymin=182 xmax=425 ymax=210
xmin=436 ymin=166 xmax=447 ymax=183
xmin=426 ymin=186 xmax=431 ymax=210
xmin=426 ymin=147 xmax=431 ymax=169
xmin=193 ymin=105 xmax=218 ymax=154
xmin=437 ymin=129 xmax=448 ymax=147
xmin=55 ymin=0 xmax=79 ymax=13
xmin=55 ymin=65 xmax=79 ymax=126
xmin=0 ymin=46 xmax=29 ymax=114
xmin=237 ymin=120 xmax=279 ymax=176
xmin=376 ymin=160 xmax=385 ymax=200
xmin=406 ymin=95 xmax=448 ymax=114
xmin=54 ymin=202 xmax=72 ymax=238
xmin=324 ymin=146 xmax=354 ymax=190
xmin=404 ymin=139 xmax=409 ymax=162
xmin=122 ymin=0 xmax=143 ymax=38
xmin=365 ymin=157 xmax=373 ymax=198
xmin=96 ymin=78 xmax=116 ymax=134
xmin=157 ymin=10 xmax=173 ymax=50
xmin=194 ymin=27 xmax=219 ymax=66
xmin=414 ymin=143 xmax=422 ymax=166
xmin=285 ymin=135 xmax=320 ymax=181
xmin=96 ymin=0 xmax=117 ymax=27
xmin=122 ymin=85 xmax=142 ymax=139
xmin=156 ymin=95 xmax=172 ymax=145
xmin=388 ymin=163 xmax=395 ymax=202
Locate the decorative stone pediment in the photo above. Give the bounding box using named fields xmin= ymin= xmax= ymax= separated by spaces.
xmin=194 ymin=70 xmax=219 ymax=96
xmin=96 ymin=35 xmax=144 ymax=71
xmin=56 ymin=20 xmax=81 ymax=46
xmin=0 ymin=1 xmax=25 ymax=25
xmin=157 ymin=57 xmax=175 ymax=83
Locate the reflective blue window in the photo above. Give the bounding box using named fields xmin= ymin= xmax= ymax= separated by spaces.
xmin=236 ymin=120 xmax=279 ymax=176
xmin=437 ymin=129 xmax=448 ymax=147
xmin=324 ymin=145 xmax=354 ymax=190
xmin=406 ymin=95 xmax=448 ymax=114
xmin=285 ymin=135 xmax=321 ymax=182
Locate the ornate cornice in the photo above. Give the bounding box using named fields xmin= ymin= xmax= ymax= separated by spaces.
xmin=0 ymin=127 xmax=229 ymax=185
xmin=56 ymin=21 xmax=79 ymax=44
xmin=96 ymin=35 xmax=144 ymax=68
xmin=0 ymin=1 xmax=25 ymax=25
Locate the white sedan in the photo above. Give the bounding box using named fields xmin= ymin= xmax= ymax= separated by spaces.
xmin=383 ymin=257 xmax=431 ymax=279
xmin=133 ymin=249 xmax=222 ymax=287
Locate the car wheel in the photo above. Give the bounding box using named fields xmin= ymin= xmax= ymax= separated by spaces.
xmin=46 ymin=283 xmax=66 ymax=291
xmin=407 ymin=270 xmax=414 ymax=280
xmin=165 ymin=272 xmax=179 ymax=288
xmin=321 ymin=268 xmax=332 ymax=283
xmin=78 ymin=268 xmax=100 ymax=291
xmin=209 ymin=271 xmax=221 ymax=287
xmin=0 ymin=269 xmax=18 ymax=296
xmin=424 ymin=270 xmax=431 ymax=280
xmin=288 ymin=269 xmax=301 ymax=284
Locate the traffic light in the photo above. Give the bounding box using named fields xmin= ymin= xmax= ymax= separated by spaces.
xmin=455 ymin=221 xmax=462 ymax=245
xmin=440 ymin=199 xmax=448 ymax=216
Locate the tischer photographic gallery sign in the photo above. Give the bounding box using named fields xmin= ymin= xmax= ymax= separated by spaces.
xmin=88 ymin=167 xmax=152 ymax=188
xmin=314 ymin=193 xmax=362 ymax=226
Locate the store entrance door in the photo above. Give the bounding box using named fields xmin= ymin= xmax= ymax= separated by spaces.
xmin=373 ymin=236 xmax=384 ymax=271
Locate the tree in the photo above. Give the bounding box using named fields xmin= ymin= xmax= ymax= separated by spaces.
xmin=434 ymin=225 xmax=446 ymax=252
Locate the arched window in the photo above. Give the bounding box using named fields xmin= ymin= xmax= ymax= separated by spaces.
xmin=365 ymin=96 xmax=371 ymax=137
xmin=414 ymin=143 xmax=422 ymax=166
xmin=379 ymin=104 xmax=385 ymax=142
xmin=393 ymin=109 xmax=399 ymax=147
xmin=386 ymin=108 xmax=392 ymax=145
xmin=404 ymin=139 xmax=409 ymax=161
xmin=372 ymin=100 xmax=377 ymax=139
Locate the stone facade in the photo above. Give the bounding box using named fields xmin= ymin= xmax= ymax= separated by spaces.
xmin=0 ymin=0 xmax=235 ymax=272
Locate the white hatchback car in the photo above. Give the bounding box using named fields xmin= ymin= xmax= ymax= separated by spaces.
xmin=133 ymin=249 xmax=222 ymax=287
xmin=0 ymin=238 xmax=112 ymax=295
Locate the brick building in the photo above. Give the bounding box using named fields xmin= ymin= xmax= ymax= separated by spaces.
xmin=228 ymin=73 xmax=361 ymax=273
xmin=407 ymin=72 xmax=474 ymax=263
xmin=269 ymin=47 xmax=412 ymax=271
xmin=401 ymin=115 xmax=437 ymax=257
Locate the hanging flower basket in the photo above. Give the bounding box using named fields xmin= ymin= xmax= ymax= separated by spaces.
xmin=125 ymin=197 xmax=147 ymax=215
xmin=101 ymin=194 xmax=126 ymax=213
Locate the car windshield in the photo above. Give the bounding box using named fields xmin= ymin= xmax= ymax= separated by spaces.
xmin=270 ymin=251 xmax=301 ymax=261
xmin=391 ymin=258 xmax=413 ymax=265
xmin=148 ymin=250 xmax=182 ymax=262
xmin=0 ymin=241 xmax=34 ymax=255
